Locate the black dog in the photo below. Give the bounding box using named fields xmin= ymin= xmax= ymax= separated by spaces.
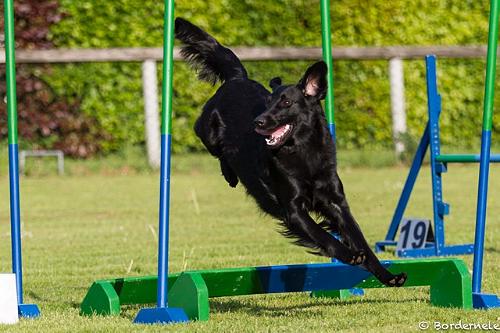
xmin=175 ymin=18 xmax=407 ymax=287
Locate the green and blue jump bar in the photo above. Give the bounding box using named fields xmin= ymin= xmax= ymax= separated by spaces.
xmin=3 ymin=0 xmax=40 ymax=318
xmin=81 ymin=258 xmax=473 ymax=320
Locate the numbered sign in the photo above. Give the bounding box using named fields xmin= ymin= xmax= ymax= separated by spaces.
xmin=397 ymin=219 xmax=432 ymax=252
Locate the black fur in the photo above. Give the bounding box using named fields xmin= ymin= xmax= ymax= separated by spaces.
xmin=175 ymin=18 xmax=407 ymax=287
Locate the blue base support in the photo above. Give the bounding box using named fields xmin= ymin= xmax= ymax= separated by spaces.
xmin=18 ymin=304 xmax=40 ymax=318
xmin=134 ymin=307 xmax=189 ymax=324
xmin=375 ymin=240 xmax=398 ymax=253
xmin=472 ymin=293 xmax=500 ymax=309
xmin=349 ymin=288 xmax=365 ymax=296
xmin=397 ymin=244 xmax=474 ymax=258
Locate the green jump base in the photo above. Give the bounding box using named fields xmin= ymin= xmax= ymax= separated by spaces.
xmin=80 ymin=258 xmax=472 ymax=321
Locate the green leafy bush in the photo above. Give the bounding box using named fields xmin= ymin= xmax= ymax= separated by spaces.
xmin=0 ymin=1 xmax=105 ymax=157
xmin=44 ymin=0 xmax=500 ymax=154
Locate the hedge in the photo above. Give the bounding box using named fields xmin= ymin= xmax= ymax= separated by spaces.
xmin=45 ymin=0 xmax=499 ymax=153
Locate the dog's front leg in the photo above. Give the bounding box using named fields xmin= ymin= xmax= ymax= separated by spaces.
xmin=336 ymin=205 xmax=407 ymax=287
xmin=219 ymin=158 xmax=238 ymax=187
xmin=284 ymin=197 xmax=365 ymax=265
xmin=321 ymin=178 xmax=407 ymax=287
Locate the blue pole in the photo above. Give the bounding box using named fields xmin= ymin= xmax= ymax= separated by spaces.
xmin=156 ymin=0 xmax=176 ymax=310
xmin=157 ymin=134 xmax=172 ymax=308
xmin=472 ymin=131 xmax=491 ymax=293
xmin=9 ymin=144 xmax=23 ymax=305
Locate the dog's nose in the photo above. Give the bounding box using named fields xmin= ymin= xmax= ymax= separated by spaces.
xmin=254 ymin=116 xmax=266 ymax=127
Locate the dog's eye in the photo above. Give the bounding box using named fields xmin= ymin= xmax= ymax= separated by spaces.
xmin=280 ymin=99 xmax=292 ymax=108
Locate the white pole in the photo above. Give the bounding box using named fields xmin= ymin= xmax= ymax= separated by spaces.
xmin=142 ymin=59 xmax=161 ymax=168
xmin=389 ymin=57 xmax=407 ymax=156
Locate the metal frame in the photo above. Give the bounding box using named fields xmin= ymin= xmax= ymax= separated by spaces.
xmin=376 ymin=0 xmax=499 ymax=310
xmin=19 ymin=150 xmax=65 ymax=176
xmin=375 ymin=56 xmax=475 ymax=257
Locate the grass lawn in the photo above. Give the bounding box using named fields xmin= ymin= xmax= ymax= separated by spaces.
xmin=0 ymin=153 xmax=499 ymax=332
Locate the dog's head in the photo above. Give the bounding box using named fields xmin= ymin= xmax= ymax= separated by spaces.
xmin=254 ymin=61 xmax=327 ymax=149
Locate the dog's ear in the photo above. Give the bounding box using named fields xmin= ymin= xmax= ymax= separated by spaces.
xmin=269 ymin=77 xmax=282 ymax=92
xmin=298 ymin=61 xmax=327 ymax=100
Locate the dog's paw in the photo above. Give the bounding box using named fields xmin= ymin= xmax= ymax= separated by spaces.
xmin=384 ymin=272 xmax=407 ymax=287
xmin=348 ymin=251 xmax=366 ymax=266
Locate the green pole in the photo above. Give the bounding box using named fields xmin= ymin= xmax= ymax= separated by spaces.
xmin=5 ymin=0 xmax=18 ymax=145
xmin=482 ymin=0 xmax=500 ymax=132
xmin=161 ymin=0 xmax=175 ymax=136
xmin=320 ymin=0 xmax=335 ymax=138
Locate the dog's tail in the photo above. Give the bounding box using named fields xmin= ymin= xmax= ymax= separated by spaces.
xmin=175 ymin=18 xmax=248 ymax=84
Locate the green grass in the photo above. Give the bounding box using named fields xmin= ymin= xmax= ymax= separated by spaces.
xmin=0 ymin=154 xmax=499 ymax=332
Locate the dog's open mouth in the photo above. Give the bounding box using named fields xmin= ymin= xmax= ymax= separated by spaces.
xmin=255 ymin=124 xmax=294 ymax=148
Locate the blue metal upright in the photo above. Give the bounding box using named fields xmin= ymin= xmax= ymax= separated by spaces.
xmin=423 ymin=56 xmax=474 ymax=257
xmin=375 ymin=125 xmax=430 ymax=253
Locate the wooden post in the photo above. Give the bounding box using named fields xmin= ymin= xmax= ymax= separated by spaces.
xmin=142 ymin=59 xmax=161 ymax=168
xmin=389 ymin=57 xmax=407 ymax=156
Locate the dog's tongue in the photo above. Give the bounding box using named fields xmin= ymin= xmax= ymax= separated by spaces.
xmin=270 ymin=125 xmax=288 ymax=138
xmin=255 ymin=125 xmax=287 ymax=137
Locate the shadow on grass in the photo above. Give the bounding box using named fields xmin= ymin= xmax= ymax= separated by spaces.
xmin=210 ymin=294 xmax=427 ymax=318
xmin=485 ymin=247 xmax=500 ymax=254
xmin=69 ymin=294 xmax=428 ymax=321
xmin=25 ymin=290 xmax=44 ymax=302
